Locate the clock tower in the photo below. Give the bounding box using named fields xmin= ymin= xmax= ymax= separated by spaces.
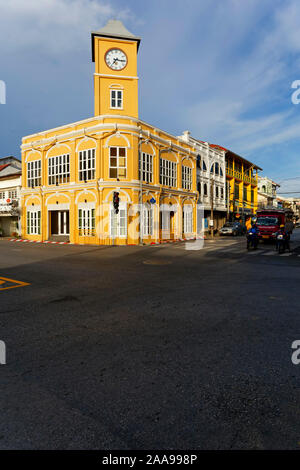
xmin=91 ymin=20 xmax=141 ymax=118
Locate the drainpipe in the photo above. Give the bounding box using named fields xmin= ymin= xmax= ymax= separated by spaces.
xmin=138 ymin=128 xmax=143 ymax=245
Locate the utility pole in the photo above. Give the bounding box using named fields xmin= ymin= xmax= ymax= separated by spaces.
xmin=138 ymin=132 xmax=143 ymax=246
xmin=210 ymin=177 xmax=214 ymax=237
xmin=226 ymin=181 xmax=230 ymax=221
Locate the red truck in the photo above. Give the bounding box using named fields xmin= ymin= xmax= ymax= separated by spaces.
xmin=256 ymin=209 xmax=293 ymax=241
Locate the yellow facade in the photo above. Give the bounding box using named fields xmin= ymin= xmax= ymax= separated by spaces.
xmin=21 ymin=21 xmax=198 ymax=245
xmin=225 ymin=152 xmax=260 ymax=218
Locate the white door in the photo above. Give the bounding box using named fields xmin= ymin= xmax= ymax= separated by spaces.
xmin=58 ymin=211 xmax=69 ymax=235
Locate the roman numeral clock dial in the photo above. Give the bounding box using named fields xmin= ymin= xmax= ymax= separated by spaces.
xmin=105 ymin=48 xmax=128 ymax=70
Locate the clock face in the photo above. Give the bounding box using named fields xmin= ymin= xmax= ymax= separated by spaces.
xmin=105 ymin=48 xmax=127 ymax=70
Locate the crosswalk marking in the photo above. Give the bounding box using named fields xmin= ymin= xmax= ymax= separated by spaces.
xmin=187 ymin=239 xmax=300 ymax=259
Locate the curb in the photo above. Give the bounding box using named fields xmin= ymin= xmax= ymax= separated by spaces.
xmin=9 ymin=238 xmax=70 ymax=245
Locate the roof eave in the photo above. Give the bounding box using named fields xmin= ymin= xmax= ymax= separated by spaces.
xmin=91 ymin=31 xmax=141 ymax=62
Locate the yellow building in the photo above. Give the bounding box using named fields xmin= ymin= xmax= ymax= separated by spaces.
xmin=21 ymin=20 xmax=198 ymax=245
xmin=211 ymin=146 xmax=261 ymax=221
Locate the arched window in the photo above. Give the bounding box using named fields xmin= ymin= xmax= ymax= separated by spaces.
xmin=197 ymin=182 xmax=201 ymax=194
xmin=204 ymin=183 xmax=208 ymax=196
xmin=220 ymin=166 xmax=223 ymax=177
xmin=262 ymin=185 xmax=266 ymax=193
xmin=215 ymin=162 xmax=219 ymax=175
xmin=202 ymin=160 xmax=207 ymax=171
xmin=210 ymin=164 xmax=214 ymax=174
xmin=197 ymin=155 xmax=201 ymax=169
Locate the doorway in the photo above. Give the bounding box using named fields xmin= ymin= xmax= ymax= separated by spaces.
xmin=50 ymin=211 xmax=69 ymax=237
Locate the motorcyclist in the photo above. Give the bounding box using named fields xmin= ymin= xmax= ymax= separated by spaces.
xmin=247 ymin=221 xmax=259 ymax=249
xmin=248 ymin=221 xmax=259 ymax=236
xmin=276 ymin=224 xmax=290 ymax=252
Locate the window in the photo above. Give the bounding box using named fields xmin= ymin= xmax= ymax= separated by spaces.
xmin=197 ymin=182 xmax=201 ymax=194
xmin=8 ymin=189 xmax=17 ymax=199
xmin=0 ymin=191 xmax=5 ymax=199
xmin=27 ymin=160 xmax=41 ymax=188
xmin=110 ymin=206 xmax=127 ymax=237
xmin=183 ymin=207 xmax=193 ymax=234
xmin=79 ymin=149 xmax=95 ymax=181
xmin=234 ymin=184 xmax=240 ymax=200
xmin=220 ymin=166 xmax=223 ymax=177
xmin=27 ymin=210 xmax=41 ymax=235
xmin=204 ymin=183 xmax=208 ymax=196
xmin=143 ymin=206 xmax=153 ymax=236
xmin=202 ymin=160 xmax=207 ymax=171
xmin=197 ymin=155 xmax=201 ymax=168
xmin=140 ymin=152 xmax=153 ymax=183
xmin=160 ymin=159 xmax=177 ymax=187
xmin=110 ymin=89 xmax=123 ymax=109
xmin=78 ymin=208 xmax=95 ymax=236
xmin=215 ymin=186 xmax=219 ymax=198
xmin=48 ymin=154 xmax=70 ymax=185
xmin=251 ymin=189 xmax=254 ymax=203
xmin=221 ymin=187 xmax=224 ymax=199
xmin=109 ymin=147 xmax=126 ymax=178
xmin=243 ymin=187 xmax=247 ymax=202
xmin=215 ymin=162 xmax=219 ymax=175
xmin=182 ymin=166 xmax=192 ymax=190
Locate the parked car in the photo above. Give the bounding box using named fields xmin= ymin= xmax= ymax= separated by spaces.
xmin=219 ymin=222 xmax=244 ymax=236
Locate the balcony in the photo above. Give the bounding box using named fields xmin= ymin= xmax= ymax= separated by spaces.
xmin=226 ymin=168 xmax=257 ymax=185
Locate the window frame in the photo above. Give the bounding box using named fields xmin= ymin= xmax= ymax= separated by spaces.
xmin=79 ymin=148 xmax=96 ymax=181
xmin=110 ymin=204 xmax=127 ymax=238
xmin=159 ymin=158 xmax=177 ymax=187
xmin=140 ymin=152 xmax=153 ymax=183
xmin=182 ymin=165 xmax=192 ymax=190
xmin=143 ymin=205 xmax=153 ymax=237
xmin=27 ymin=159 xmax=42 ymax=188
xmin=48 ymin=154 xmax=70 ymax=185
xmin=183 ymin=206 xmax=193 ymax=234
xmin=109 ymin=146 xmax=127 ymax=179
xmin=78 ymin=207 xmax=95 ymax=236
xmin=110 ymin=89 xmax=123 ymax=109
xmin=27 ymin=209 xmax=41 ymax=235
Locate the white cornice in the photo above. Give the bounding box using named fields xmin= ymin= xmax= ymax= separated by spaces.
xmin=94 ymin=73 xmax=138 ymax=80
xmin=22 ymin=124 xmax=198 ymax=158
xmin=22 ymin=115 xmax=197 ymax=157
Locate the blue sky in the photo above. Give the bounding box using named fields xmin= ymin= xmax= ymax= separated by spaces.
xmin=0 ymin=0 xmax=300 ymax=194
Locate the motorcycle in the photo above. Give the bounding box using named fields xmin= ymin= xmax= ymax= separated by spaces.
xmin=247 ymin=232 xmax=259 ymax=250
xmin=276 ymin=233 xmax=286 ymax=254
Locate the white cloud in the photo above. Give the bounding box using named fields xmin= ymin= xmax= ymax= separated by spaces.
xmin=142 ymin=0 xmax=300 ymax=157
xmin=0 ymin=0 xmax=134 ymax=54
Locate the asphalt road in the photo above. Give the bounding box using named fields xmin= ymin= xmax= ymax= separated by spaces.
xmin=0 ymin=230 xmax=300 ymax=449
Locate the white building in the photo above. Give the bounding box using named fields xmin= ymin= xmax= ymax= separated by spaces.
xmin=257 ymin=175 xmax=280 ymax=209
xmin=178 ymin=131 xmax=227 ymax=231
xmin=0 ymin=156 xmax=22 ymax=237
